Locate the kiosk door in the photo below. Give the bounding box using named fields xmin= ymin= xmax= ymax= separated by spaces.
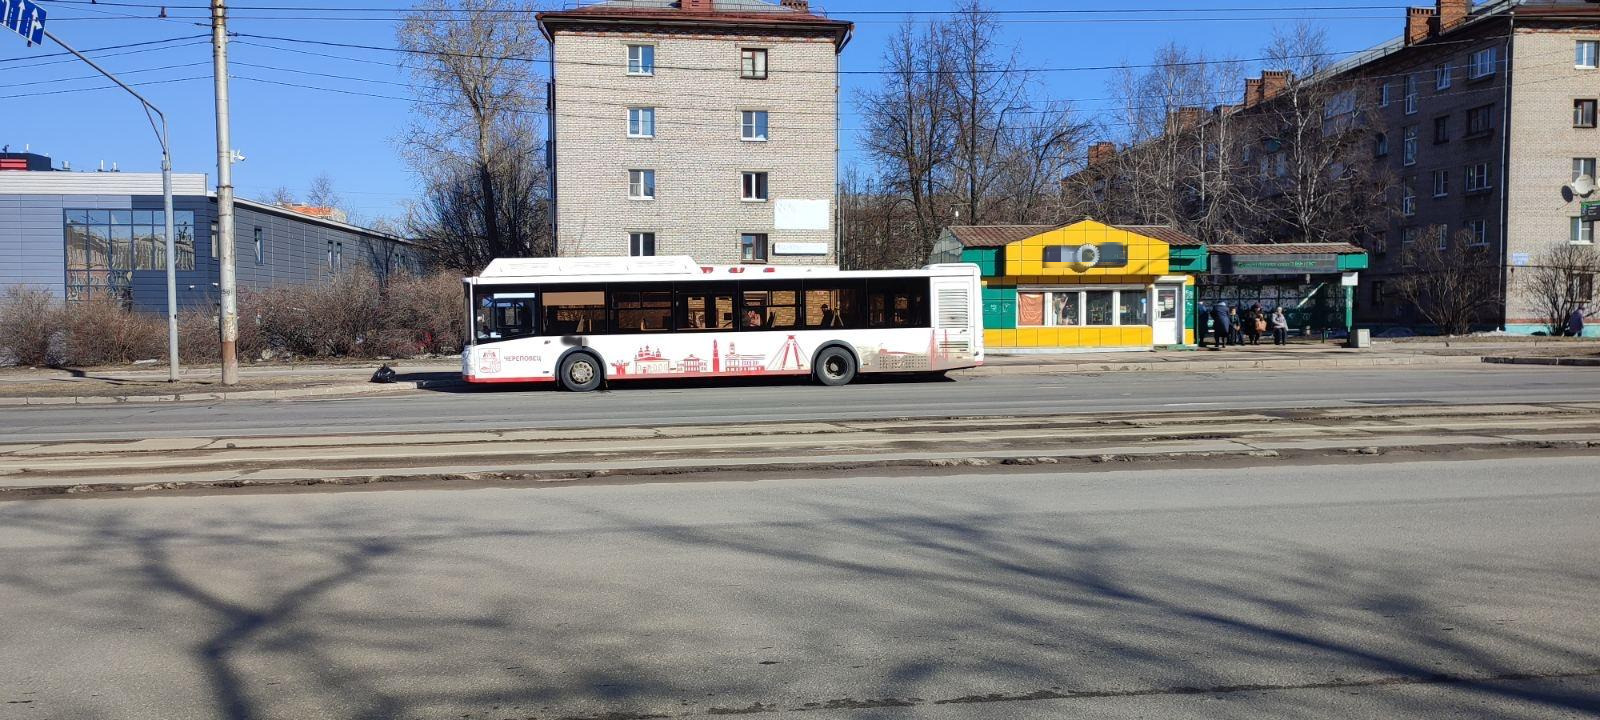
xmin=1154 ymin=286 xmax=1182 ymax=345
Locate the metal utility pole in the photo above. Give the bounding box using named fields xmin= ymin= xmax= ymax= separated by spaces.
xmin=212 ymin=0 xmax=239 ymax=384
xmin=36 ymin=27 xmax=181 ymax=382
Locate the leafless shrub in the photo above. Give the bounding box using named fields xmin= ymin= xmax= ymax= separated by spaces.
xmin=1391 ymin=227 xmax=1501 ymax=336
xmin=0 ymin=286 xmax=61 ymax=366
xmin=1520 ymin=243 xmax=1600 ymax=335
xmin=60 ymin=293 xmax=165 ymax=367
xmin=380 ymin=272 xmax=464 ymax=355
xmin=254 ymin=268 xmax=384 ymax=358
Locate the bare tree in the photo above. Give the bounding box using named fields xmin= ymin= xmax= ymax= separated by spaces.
xmin=1521 ymin=243 xmax=1600 ymax=335
xmin=264 ymin=186 xmax=296 ymax=206
xmin=398 ymin=0 xmax=551 ymax=272
xmin=857 ymin=19 xmax=954 ymax=259
xmin=1249 ymin=23 xmax=1392 ymax=246
xmin=1390 ymin=226 xmax=1500 ymax=335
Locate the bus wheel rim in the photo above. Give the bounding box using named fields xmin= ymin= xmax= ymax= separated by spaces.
xmin=570 ymin=361 xmax=595 ymax=384
xmin=825 ymin=357 xmax=845 ymax=378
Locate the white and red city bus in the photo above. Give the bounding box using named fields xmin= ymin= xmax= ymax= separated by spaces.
xmin=462 ymin=256 xmax=983 ymax=391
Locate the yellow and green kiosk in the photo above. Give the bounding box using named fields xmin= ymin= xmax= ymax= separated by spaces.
xmin=932 ymin=220 xmax=1370 ymax=352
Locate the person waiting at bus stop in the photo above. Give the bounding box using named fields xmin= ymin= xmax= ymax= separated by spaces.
xmin=1210 ymin=301 xmax=1231 ymax=349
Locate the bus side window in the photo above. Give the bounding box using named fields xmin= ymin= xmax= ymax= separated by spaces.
xmin=866 ymin=278 xmax=930 ymax=328
xmin=544 ymin=289 xmax=608 ymax=335
xmin=802 ymin=281 xmax=864 ymax=329
xmin=476 ymin=291 xmax=536 ymax=343
xmin=675 ymin=283 xmax=736 ymax=332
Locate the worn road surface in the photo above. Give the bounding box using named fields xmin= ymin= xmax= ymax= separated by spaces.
xmin=2 ymin=456 xmax=1597 ymax=719
xmin=3 ymin=365 xmax=1600 ymax=443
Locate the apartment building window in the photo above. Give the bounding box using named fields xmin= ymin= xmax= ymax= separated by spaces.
xmin=1433 ymin=115 xmax=1450 ymax=143
xmin=1402 ymin=185 xmax=1417 ymax=216
xmin=1432 ymin=169 xmax=1449 ymax=198
xmin=1404 ymin=74 xmax=1418 ymax=114
xmin=629 ymin=232 xmax=656 ymax=257
xmin=1574 ymin=217 xmax=1596 ymax=245
xmin=1468 ymin=47 xmax=1497 ymax=79
xmin=1575 ymin=99 xmax=1598 ymax=128
xmin=1574 ymin=157 xmax=1597 ymax=182
xmin=628 ymin=107 xmax=655 ymax=138
xmin=1466 ymin=220 xmax=1488 ymax=247
xmin=1466 ymin=104 xmax=1494 ymax=136
xmin=253 ymin=226 xmax=263 ymax=264
xmin=741 ymin=48 xmax=768 ymax=79
xmin=627 ymin=44 xmax=654 ymax=76
xmin=1402 ymin=126 xmax=1418 ymax=165
xmin=1372 ymin=280 xmax=1387 ymax=309
xmin=1577 ymin=40 xmax=1599 ymax=70
xmin=741 ymin=171 xmax=768 ymax=201
xmin=1435 ymin=224 xmax=1450 ymax=249
xmin=740 ymin=233 xmax=769 ymax=263
xmin=1402 ymin=226 xmax=1420 ymax=246
xmin=1374 ymin=132 xmax=1389 ymax=157
xmin=629 ymin=169 xmax=656 ymax=200
xmin=1372 ymin=231 xmax=1388 ymax=256
xmin=1274 ymin=152 xmax=1289 ymax=178
xmin=1573 ymin=274 xmax=1596 ymax=303
xmin=1379 ymin=82 xmax=1391 ymax=107
xmin=1435 ymin=62 xmax=1453 ymax=90
xmin=741 ymin=110 xmax=769 ymax=141
xmin=1465 ymin=162 xmax=1492 ymax=192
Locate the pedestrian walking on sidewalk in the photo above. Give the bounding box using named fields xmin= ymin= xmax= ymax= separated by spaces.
xmin=1271 ymin=307 xmax=1289 ymax=345
xmin=1211 ymin=301 xmax=1231 ymax=349
xmin=1567 ymin=306 xmax=1586 ymax=337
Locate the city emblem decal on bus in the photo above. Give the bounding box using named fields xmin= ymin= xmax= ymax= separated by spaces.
xmin=479 ymin=350 xmax=501 ymax=375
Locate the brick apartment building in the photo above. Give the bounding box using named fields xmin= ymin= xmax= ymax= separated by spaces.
xmin=1067 ymin=0 xmax=1600 ymax=334
xmin=1354 ymin=0 xmax=1599 ymax=332
xmin=537 ymin=0 xmax=852 ymax=266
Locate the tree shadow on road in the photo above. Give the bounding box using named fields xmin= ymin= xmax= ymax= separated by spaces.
xmin=0 ymin=479 xmax=1596 ymax=719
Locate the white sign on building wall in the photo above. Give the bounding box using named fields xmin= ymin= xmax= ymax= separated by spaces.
xmin=774 ymin=199 xmax=830 ymax=231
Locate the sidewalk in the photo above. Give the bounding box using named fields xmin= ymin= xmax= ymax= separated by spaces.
xmin=1 ymin=339 xmax=1595 ymax=405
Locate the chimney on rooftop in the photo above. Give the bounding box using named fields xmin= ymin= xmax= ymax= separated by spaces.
xmin=1436 ymin=0 xmax=1469 ymax=33
xmin=1243 ymin=77 xmax=1264 ymax=108
xmin=1260 ymin=70 xmax=1292 ymax=101
xmin=780 ymin=0 xmax=810 ymax=10
xmin=1088 ymin=141 xmax=1117 ymax=166
xmin=681 ymin=0 xmax=713 ymax=12
xmin=1405 ymin=7 xmax=1438 ymax=46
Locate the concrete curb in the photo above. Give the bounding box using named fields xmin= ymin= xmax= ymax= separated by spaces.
xmin=0 ymin=378 xmax=468 ymax=407
xmin=1482 ymin=356 xmax=1600 ymax=367
xmin=978 ymin=354 xmax=1484 ymax=374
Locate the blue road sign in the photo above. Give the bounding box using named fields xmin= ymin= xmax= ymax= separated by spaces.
xmin=2 ymin=0 xmax=47 ymax=46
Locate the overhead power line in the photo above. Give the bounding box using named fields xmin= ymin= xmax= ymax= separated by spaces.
xmin=35 ymin=1 xmax=1418 ymax=16
xmin=0 ymin=33 xmax=207 ymax=64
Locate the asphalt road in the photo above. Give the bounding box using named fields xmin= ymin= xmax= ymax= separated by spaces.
xmin=1 ymin=456 xmax=1597 ymax=719
xmin=4 ymin=365 xmax=1600 ymax=442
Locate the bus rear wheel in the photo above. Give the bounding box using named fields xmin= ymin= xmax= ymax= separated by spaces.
xmin=813 ymin=346 xmax=857 ymax=387
xmin=559 ymin=352 xmax=604 ymax=392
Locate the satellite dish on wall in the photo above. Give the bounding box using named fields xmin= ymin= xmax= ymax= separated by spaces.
xmin=1571 ymin=174 xmax=1597 ymax=198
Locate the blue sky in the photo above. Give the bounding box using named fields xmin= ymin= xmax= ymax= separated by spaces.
xmin=2 ymin=1 xmax=1407 ymax=223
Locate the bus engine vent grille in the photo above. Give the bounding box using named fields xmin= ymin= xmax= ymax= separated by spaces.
xmin=936 ymin=288 xmax=970 ymax=330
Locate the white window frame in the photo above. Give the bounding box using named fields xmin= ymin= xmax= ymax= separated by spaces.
xmin=1577 ymin=40 xmax=1599 ymax=70
xmin=740 ymin=110 xmax=769 ymax=141
xmin=629 ymin=231 xmax=656 ymax=257
xmin=1402 ymin=185 xmax=1417 ymax=216
xmin=1465 ymin=163 xmax=1492 ymax=192
xmin=628 ymin=107 xmax=655 ymax=138
xmin=1468 ymin=220 xmax=1489 ymax=247
xmin=1573 ymin=157 xmax=1597 ymax=182
xmin=1468 ymin=47 xmax=1497 ymax=79
xmin=1435 ymin=224 xmax=1450 ymax=250
xmin=1573 ymin=217 xmax=1596 ymax=245
xmin=627 ymin=44 xmax=654 ymax=76
xmin=1435 ymin=62 xmax=1453 ymax=90
xmin=1379 ymin=82 xmax=1391 ymax=107
xmin=628 ymin=169 xmax=656 ymax=200
xmin=1402 ymin=126 xmax=1418 ymax=166
xmin=740 ymin=171 xmax=768 ymax=201
xmin=1432 ymin=169 xmax=1449 ymax=198
xmin=1374 ymin=132 xmax=1389 ymax=157
xmin=1404 ymin=74 xmax=1418 ymax=114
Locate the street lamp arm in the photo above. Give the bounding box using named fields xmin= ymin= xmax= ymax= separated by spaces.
xmin=41 ymin=28 xmax=168 ymax=153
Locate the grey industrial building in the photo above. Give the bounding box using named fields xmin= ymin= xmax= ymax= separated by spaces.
xmin=0 ymin=152 xmax=426 ymax=314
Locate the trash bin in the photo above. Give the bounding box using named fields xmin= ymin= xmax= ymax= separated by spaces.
xmin=1346 ymin=328 xmax=1371 ymax=349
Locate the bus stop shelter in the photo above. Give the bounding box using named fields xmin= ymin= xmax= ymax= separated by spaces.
xmin=1195 ymin=243 xmax=1369 ymax=336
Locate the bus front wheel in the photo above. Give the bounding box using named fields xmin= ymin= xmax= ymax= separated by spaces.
xmin=813 ymin=346 xmax=857 ymax=387
xmin=559 ymin=352 xmax=604 ymax=392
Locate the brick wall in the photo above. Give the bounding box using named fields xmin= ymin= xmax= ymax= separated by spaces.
xmin=550 ymin=30 xmax=839 ymax=265
xmin=1505 ymin=25 xmax=1600 ymax=328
